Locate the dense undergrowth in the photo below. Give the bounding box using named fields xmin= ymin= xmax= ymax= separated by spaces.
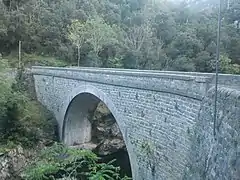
xmin=0 ymin=57 xmax=131 ymax=179
xmin=22 ymin=143 xmax=131 ymax=180
xmin=0 ymin=58 xmax=57 ymax=152
xmin=5 ymin=52 xmax=68 ymax=68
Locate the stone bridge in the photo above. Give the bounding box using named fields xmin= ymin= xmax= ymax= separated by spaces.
xmin=32 ymin=66 xmax=240 ymax=180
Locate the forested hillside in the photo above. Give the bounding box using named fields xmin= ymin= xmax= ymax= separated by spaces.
xmin=0 ymin=1 xmax=239 ymax=179
xmin=0 ymin=0 xmax=240 ymax=73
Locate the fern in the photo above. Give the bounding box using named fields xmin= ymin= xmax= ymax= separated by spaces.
xmin=23 ymin=143 xmax=132 ymax=180
xmin=23 ymin=161 xmax=60 ymax=180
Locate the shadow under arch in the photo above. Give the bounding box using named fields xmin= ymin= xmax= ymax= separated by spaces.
xmin=61 ymin=85 xmax=134 ymax=178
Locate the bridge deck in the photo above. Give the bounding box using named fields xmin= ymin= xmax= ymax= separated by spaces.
xmin=32 ymin=66 xmax=240 ymax=90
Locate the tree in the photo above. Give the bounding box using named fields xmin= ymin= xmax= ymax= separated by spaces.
xmin=84 ymin=17 xmax=119 ymax=55
xmin=68 ymin=17 xmax=120 ymax=67
xmin=68 ymin=20 xmax=87 ymax=66
xmin=0 ymin=0 xmax=240 ymax=73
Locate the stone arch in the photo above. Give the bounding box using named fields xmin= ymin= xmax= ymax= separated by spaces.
xmin=60 ymin=85 xmax=135 ymax=178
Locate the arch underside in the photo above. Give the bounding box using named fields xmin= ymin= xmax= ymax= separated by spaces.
xmin=61 ymin=85 xmax=135 ymax=178
xmin=63 ymin=93 xmax=100 ymax=145
xmin=62 ymin=84 xmax=129 ymax=145
xmin=62 ymin=85 xmax=127 ymax=145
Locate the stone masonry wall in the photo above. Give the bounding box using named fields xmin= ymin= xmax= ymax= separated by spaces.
xmin=32 ymin=67 xmax=240 ymax=180
xmin=34 ymin=75 xmax=202 ymax=180
xmin=185 ymin=87 xmax=240 ymax=180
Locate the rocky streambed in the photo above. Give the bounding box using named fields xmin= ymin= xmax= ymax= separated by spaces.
xmin=71 ymin=102 xmax=132 ymax=177
xmin=70 ymin=102 xmax=127 ymax=155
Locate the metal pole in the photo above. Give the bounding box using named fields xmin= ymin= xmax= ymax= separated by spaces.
xmin=213 ymin=0 xmax=222 ymax=138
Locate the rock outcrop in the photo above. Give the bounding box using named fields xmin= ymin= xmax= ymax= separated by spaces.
xmin=0 ymin=143 xmax=46 ymax=180
xmin=91 ymin=102 xmax=126 ymax=155
xmin=0 ymin=146 xmax=27 ymax=180
xmin=0 ymin=153 xmax=11 ymax=180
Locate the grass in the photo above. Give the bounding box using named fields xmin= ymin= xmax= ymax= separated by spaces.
xmin=4 ymin=52 xmax=68 ymax=68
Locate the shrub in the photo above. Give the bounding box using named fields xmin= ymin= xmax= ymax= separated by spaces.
xmin=22 ymin=143 xmax=131 ymax=180
xmin=5 ymin=52 xmax=68 ymax=68
xmin=0 ymin=63 xmax=57 ymax=148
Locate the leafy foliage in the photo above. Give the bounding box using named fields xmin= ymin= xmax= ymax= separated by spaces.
xmin=67 ymin=17 xmax=120 ymax=67
xmin=0 ymin=0 xmax=239 ymax=73
xmin=0 ymin=60 xmax=57 ymax=148
xmin=5 ymin=53 xmax=68 ymax=68
xmin=22 ymin=143 xmax=131 ymax=180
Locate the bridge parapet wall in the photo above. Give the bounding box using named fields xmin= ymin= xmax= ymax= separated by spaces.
xmin=32 ymin=66 xmax=211 ymax=100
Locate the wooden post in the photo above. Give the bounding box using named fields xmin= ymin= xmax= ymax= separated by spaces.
xmin=77 ymin=45 xmax=80 ymax=67
xmin=18 ymin=41 xmax=21 ymax=68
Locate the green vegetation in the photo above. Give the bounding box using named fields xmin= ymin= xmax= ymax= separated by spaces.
xmin=0 ymin=0 xmax=239 ymax=179
xmin=140 ymin=141 xmax=154 ymax=157
xmin=0 ymin=0 xmax=239 ymax=73
xmin=5 ymin=53 xmax=68 ymax=68
xmin=22 ymin=143 xmax=131 ymax=180
xmin=0 ymin=60 xmax=131 ymax=179
xmin=0 ymin=60 xmax=57 ymax=150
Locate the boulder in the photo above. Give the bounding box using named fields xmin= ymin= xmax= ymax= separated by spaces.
xmin=0 ymin=145 xmax=37 ymax=180
xmin=90 ymin=102 xmax=126 ymax=156
xmin=96 ymin=138 xmax=126 ymax=156
xmin=0 ymin=156 xmax=11 ymax=180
